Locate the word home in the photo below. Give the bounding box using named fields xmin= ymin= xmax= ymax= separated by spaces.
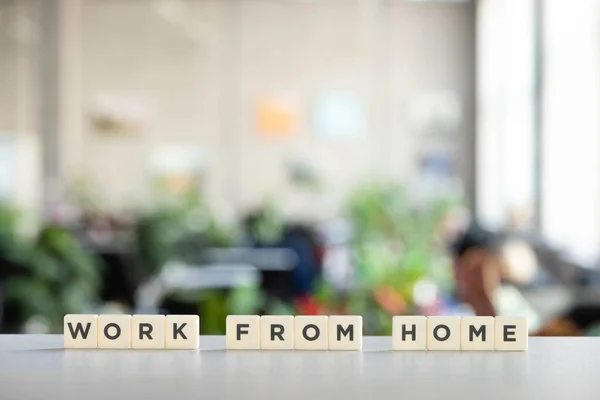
xmin=64 ymin=314 xmax=199 ymax=349
xmin=392 ymin=316 xmax=527 ymax=351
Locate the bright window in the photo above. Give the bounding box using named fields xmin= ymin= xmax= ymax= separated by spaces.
xmin=541 ymin=0 xmax=600 ymax=262
xmin=476 ymin=0 xmax=536 ymax=230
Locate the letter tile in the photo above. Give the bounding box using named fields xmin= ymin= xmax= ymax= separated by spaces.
xmin=427 ymin=316 xmax=460 ymax=351
xmin=226 ymin=315 xmax=260 ymax=350
xmin=132 ymin=315 xmax=165 ymax=350
xmin=392 ymin=316 xmax=426 ymax=351
xmin=495 ymin=316 xmax=528 ymax=351
xmin=260 ymin=315 xmax=294 ymax=350
xmin=328 ymin=315 xmax=362 ymax=351
xmin=64 ymin=314 xmax=98 ymax=349
xmin=98 ymin=315 xmax=132 ymax=349
xmin=295 ymin=316 xmax=328 ymax=350
xmin=461 ymin=316 xmax=495 ymax=351
xmin=165 ymin=315 xmax=200 ymax=350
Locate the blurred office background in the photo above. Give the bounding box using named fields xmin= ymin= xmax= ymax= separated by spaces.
xmin=1 ymin=0 xmax=599 ymax=336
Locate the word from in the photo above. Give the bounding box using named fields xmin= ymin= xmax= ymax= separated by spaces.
xmin=227 ymin=315 xmax=363 ymax=350
xmin=64 ymin=314 xmax=199 ymax=349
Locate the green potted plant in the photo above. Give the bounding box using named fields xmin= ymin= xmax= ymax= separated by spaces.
xmin=1 ymin=202 xmax=102 ymax=333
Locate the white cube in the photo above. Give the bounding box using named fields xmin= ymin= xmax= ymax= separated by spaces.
xmin=226 ymin=315 xmax=260 ymax=350
xmin=64 ymin=314 xmax=98 ymax=349
xmin=461 ymin=316 xmax=495 ymax=351
xmin=98 ymin=315 xmax=132 ymax=349
xmin=495 ymin=316 xmax=528 ymax=351
xmin=427 ymin=316 xmax=460 ymax=351
xmin=260 ymin=315 xmax=294 ymax=350
xmin=392 ymin=316 xmax=426 ymax=351
xmin=295 ymin=316 xmax=328 ymax=350
xmin=131 ymin=315 xmax=165 ymax=350
xmin=328 ymin=316 xmax=362 ymax=351
xmin=165 ymin=315 xmax=200 ymax=350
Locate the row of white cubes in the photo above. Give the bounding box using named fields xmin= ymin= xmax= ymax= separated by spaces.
xmin=64 ymin=314 xmax=527 ymax=351
xmin=227 ymin=315 xmax=527 ymax=351
xmin=64 ymin=315 xmax=200 ymax=349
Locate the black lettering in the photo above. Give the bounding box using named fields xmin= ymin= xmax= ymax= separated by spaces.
xmin=302 ymin=324 xmax=320 ymax=341
xmin=337 ymin=325 xmax=354 ymax=341
xmin=173 ymin=323 xmax=187 ymax=340
xmin=139 ymin=323 xmax=153 ymax=340
xmin=433 ymin=324 xmax=450 ymax=341
xmin=504 ymin=325 xmax=517 ymax=342
xmin=402 ymin=324 xmax=416 ymax=341
xmin=469 ymin=325 xmax=486 ymax=342
xmin=67 ymin=322 xmax=91 ymax=339
xmin=271 ymin=324 xmax=284 ymax=341
xmin=237 ymin=324 xmax=249 ymax=341
xmin=104 ymin=323 xmax=121 ymax=340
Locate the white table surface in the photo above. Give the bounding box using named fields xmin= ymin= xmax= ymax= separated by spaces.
xmin=0 ymin=335 xmax=598 ymax=399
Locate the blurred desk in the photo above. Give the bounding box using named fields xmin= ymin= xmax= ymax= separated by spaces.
xmin=135 ymin=262 xmax=261 ymax=313
xmin=0 ymin=336 xmax=599 ymax=399
xmin=201 ymin=247 xmax=298 ymax=271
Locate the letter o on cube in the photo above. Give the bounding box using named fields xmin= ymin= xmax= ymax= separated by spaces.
xmin=98 ymin=315 xmax=132 ymax=349
xmin=427 ymin=316 xmax=460 ymax=351
xmin=295 ymin=316 xmax=328 ymax=350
